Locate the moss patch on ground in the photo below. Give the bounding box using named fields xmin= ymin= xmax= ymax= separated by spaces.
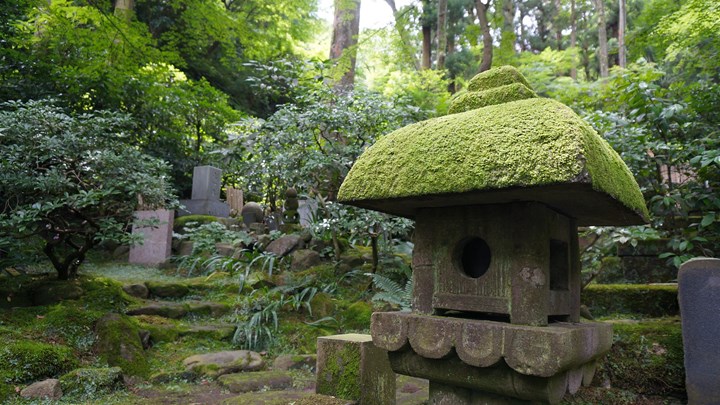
xmin=0 ymin=340 xmax=77 ymax=384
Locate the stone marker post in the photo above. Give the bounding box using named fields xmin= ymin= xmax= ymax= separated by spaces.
xmin=179 ymin=166 xmax=230 ymax=217
xmin=679 ymin=257 xmax=720 ymax=405
xmin=129 ymin=209 xmax=174 ymax=266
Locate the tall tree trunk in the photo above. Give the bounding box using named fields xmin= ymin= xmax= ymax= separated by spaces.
xmin=518 ymin=4 xmax=527 ymax=51
xmin=499 ymin=0 xmax=516 ymax=63
xmin=114 ymin=0 xmax=134 ymax=20
xmin=570 ymin=0 xmax=577 ymax=79
xmin=618 ymin=0 xmax=626 ymax=68
xmin=329 ymin=0 xmax=362 ymax=90
xmin=476 ymin=0 xmax=493 ymax=72
xmin=385 ymin=0 xmax=421 ymax=70
xmin=596 ymin=0 xmax=609 ymax=77
xmin=421 ymin=0 xmax=432 ymax=69
xmin=554 ymin=0 xmax=563 ymax=49
xmin=437 ymin=0 xmax=448 ymax=70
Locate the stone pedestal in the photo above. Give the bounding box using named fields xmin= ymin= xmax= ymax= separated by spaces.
xmin=679 ymin=257 xmax=720 ymax=405
xmin=371 ymin=312 xmax=611 ymax=404
xmin=129 ymin=210 xmax=174 ymax=266
xmin=316 ymin=333 xmax=395 ymax=405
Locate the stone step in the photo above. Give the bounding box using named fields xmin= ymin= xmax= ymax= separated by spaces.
xmin=218 ymin=371 xmax=293 ymax=394
xmin=126 ymin=300 xmax=231 ymax=319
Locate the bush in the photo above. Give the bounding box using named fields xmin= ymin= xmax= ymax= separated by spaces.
xmin=0 ymin=100 xmax=176 ymax=280
xmin=582 ymin=284 xmax=679 ymax=318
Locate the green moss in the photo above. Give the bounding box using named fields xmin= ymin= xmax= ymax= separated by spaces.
xmin=44 ymin=305 xmax=103 ymax=351
xmin=60 ymin=366 xmax=124 ymax=399
xmin=341 ymin=301 xmax=372 ymax=331
xmin=174 ymin=215 xmax=219 ymax=232
xmin=316 ymin=343 xmax=361 ymax=400
xmin=0 ymin=340 xmax=77 ymax=383
xmin=467 ymin=65 xmax=532 ymax=92
xmin=448 ymin=83 xmax=538 ymax=114
xmin=338 ymin=96 xmax=648 ymax=221
xmin=583 ymin=284 xmax=679 ymax=318
xmin=596 ymin=318 xmax=685 ymax=398
xmin=94 ymin=313 xmax=150 ymax=377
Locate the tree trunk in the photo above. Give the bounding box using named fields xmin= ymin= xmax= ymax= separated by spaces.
xmin=596 ymin=0 xmax=609 ymax=77
xmin=570 ymin=0 xmax=577 ymax=79
xmin=476 ymin=0 xmax=493 ymax=72
xmin=421 ymin=0 xmax=432 ymax=69
xmin=499 ymin=0 xmax=516 ymax=63
xmin=114 ymin=0 xmax=134 ymax=20
xmin=618 ymin=0 xmax=626 ymax=68
xmin=329 ymin=0 xmax=362 ymax=90
xmin=437 ymin=0 xmax=448 ymax=70
xmin=385 ymin=0 xmax=421 ymax=70
xmin=554 ymin=0 xmax=563 ymax=50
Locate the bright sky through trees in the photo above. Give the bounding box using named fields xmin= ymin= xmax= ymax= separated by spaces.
xmin=317 ymin=0 xmax=416 ymax=30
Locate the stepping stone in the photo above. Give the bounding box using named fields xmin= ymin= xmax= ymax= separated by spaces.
xmin=127 ymin=303 xmax=187 ymax=319
xmin=217 ymin=371 xmax=292 ymax=393
xmin=272 ymin=354 xmax=316 ymax=371
xmin=20 ymin=379 xmax=62 ymax=400
xmin=222 ymin=391 xmax=350 ymax=405
xmin=183 ymin=350 xmax=264 ymax=378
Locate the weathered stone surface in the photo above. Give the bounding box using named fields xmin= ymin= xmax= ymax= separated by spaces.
xmin=177 ymin=240 xmax=194 ymax=256
xmin=127 ymin=303 xmax=187 ymax=319
xmin=272 ymin=354 xmax=317 ymax=371
xmin=191 ymin=166 xmax=222 ymax=201
xmin=186 ymin=301 xmax=232 ymax=317
xmin=241 ymin=202 xmax=264 ymax=226
xmin=678 ymin=257 xmax=720 ymax=405
xmin=290 ymin=249 xmax=322 ymax=271
xmin=217 ymin=371 xmax=292 ymax=393
xmin=122 ymin=283 xmax=149 ymax=299
xmin=265 ymin=235 xmax=301 ymax=257
xmin=183 ymin=350 xmax=264 ymax=378
xmin=216 ymin=243 xmax=235 ymax=257
xmin=129 ymin=209 xmax=174 ymax=266
xmin=59 ymin=367 xmax=124 ymax=398
xmin=20 ymin=379 xmax=62 ymax=400
xmin=371 ymin=312 xmax=612 ymax=378
xmin=145 ymin=282 xmax=189 ymax=298
xmin=93 ymin=314 xmax=149 ymax=377
xmin=316 ymin=333 xmax=395 ymax=405
xmin=32 ymin=282 xmax=84 ymax=306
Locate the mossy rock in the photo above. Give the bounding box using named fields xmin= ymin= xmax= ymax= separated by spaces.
xmin=0 ymin=340 xmax=77 ymax=383
xmin=145 ymin=281 xmax=190 ymax=298
xmin=173 ymin=215 xmax=219 ymax=233
xmin=466 ymin=65 xmax=532 ymax=92
xmin=341 ymin=301 xmax=372 ymax=331
xmin=44 ymin=305 xmax=103 ymax=351
xmin=217 ymin=370 xmax=293 ymax=393
xmin=582 ymin=284 xmax=679 ymax=318
xmin=32 ymin=281 xmax=84 ymax=306
xmin=596 ymin=318 xmax=685 ymax=398
xmin=448 ymin=82 xmax=538 ymax=114
xmin=338 ymin=66 xmax=648 ymax=226
xmin=309 ymin=292 xmax=336 ymax=320
xmin=93 ymin=313 xmax=149 ymax=377
xmin=59 ymin=366 xmax=124 ymax=399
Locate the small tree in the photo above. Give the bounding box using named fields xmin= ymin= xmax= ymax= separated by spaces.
xmin=0 ymin=101 xmax=176 ymax=280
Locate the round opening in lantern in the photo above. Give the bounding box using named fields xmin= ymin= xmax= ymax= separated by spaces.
xmin=460 ymin=237 xmax=491 ymax=278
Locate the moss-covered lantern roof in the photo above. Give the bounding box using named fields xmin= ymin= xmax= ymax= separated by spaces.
xmin=338 ymin=66 xmax=649 ymax=226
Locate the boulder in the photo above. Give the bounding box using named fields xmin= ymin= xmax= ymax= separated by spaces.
xmin=32 ymin=282 xmax=84 ymax=306
xmin=217 ymin=371 xmax=293 ymax=393
xmin=272 ymin=354 xmax=317 ymax=372
xmin=59 ymin=367 xmax=124 ymax=398
xmin=122 ymin=284 xmax=149 ymax=299
xmin=126 ymin=303 xmax=187 ymax=319
xmin=20 ymin=379 xmax=62 ymax=400
xmin=183 ymin=350 xmax=264 ymax=378
xmin=93 ymin=313 xmax=149 ymax=377
xmin=265 ymin=235 xmax=302 ymax=257
xmin=145 ymin=282 xmax=189 ymax=298
xmin=216 ymin=243 xmax=235 ymax=257
xmin=290 ymin=249 xmax=322 ymax=271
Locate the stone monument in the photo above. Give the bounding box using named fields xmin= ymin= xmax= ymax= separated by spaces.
xmin=338 ymin=66 xmax=649 ymax=404
xmin=179 ymin=166 xmax=230 ymax=217
xmin=283 ymin=187 xmax=300 ymax=224
xmin=129 ymin=209 xmax=174 ymax=266
xmin=678 ymin=257 xmax=720 ymax=405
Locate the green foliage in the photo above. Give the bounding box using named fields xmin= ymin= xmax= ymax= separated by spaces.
xmin=173 ymin=215 xmax=219 ymax=232
xmin=0 ymin=340 xmax=77 ymax=384
xmin=366 ymin=264 xmax=413 ymax=311
xmin=0 ymin=101 xmax=176 ymax=279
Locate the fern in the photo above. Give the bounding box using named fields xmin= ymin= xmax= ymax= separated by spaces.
xmin=366 ymin=272 xmax=413 ymax=311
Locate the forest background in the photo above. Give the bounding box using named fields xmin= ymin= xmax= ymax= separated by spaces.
xmin=0 ymin=0 xmax=718 ymax=278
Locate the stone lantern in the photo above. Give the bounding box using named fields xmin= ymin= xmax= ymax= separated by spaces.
xmin=337 ymin=66 xmax=648 ymax=404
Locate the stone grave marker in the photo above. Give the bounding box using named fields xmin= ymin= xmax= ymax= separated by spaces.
xmin=179 ymin=166 xmax=230 ymax=217
xmin=679 ymin=257 xmax=720 ymax=405
xmin=129 ymin=209 xmax=174 ymax=266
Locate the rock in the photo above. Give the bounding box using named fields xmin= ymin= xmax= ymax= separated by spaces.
xmin=241 ymin=202 xmax=264 ymax=227
xmin=290 ymin=249 xmax=322 ymax=271
xmin=341 ymin=301 xmax=372 ymax=330
xmin=177 ymin=325 xmax=236 ymax=340
xmin=217 ymin=371 xmax=292 ymax=393
xmin=338 ymin=254 xmax=367 ymax=270
xmin=186 ymin=301 xmax=232 ymax=317
xmin=183 ymin=350 xmax=264 ymax=378
xmin=309 ymin=292 xmax=336 ymax=319
xmin=127 ymin=303 xmax=187 ymax=319
xmin=272 ymin=354 xmax=317 ymax=372
xmin=265 ymin=235 xmax=301 ymax=257
xmin=32 ymin=282 xmax=84 ymax=306
xmin=145 ymin=282 xmax=189 ymax=298
xmin=177 ymin=240 xmax=194 ymax=256
xmin=93 ymin=313 xmax=149 ymax=377
xmin=59 ymin=367 xmax=124 ymax=398
xmin=216 ymin=243 xmax=235 ymax=257
xmin=255 ymin=234 xmax=272 ymax=251
xmin=149 ymin=371 xmax=198 ymax=384
xmin=122 ymin=284 xmax=149 ymax=299
xmin=112 ymin=245 xmax=130 ymax=259
xmin=20 ymin=379 xmax=62 ymax=400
